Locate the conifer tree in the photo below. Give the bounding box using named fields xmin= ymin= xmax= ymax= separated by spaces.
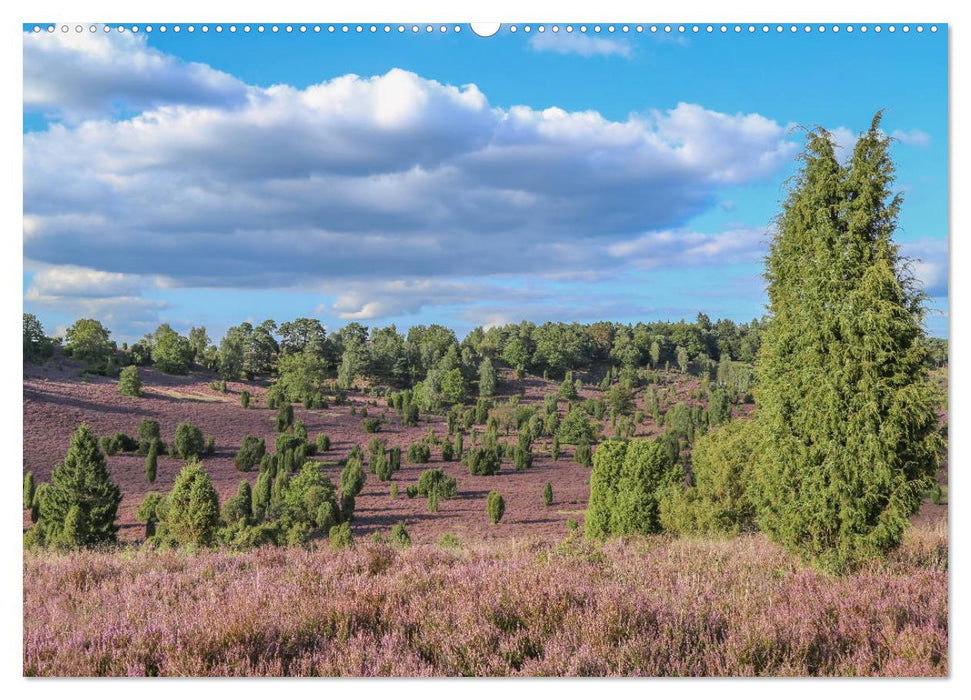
xmin=145 ymin=438 xmax=159 ymax=483
xmin=163 ymin=461 xmax=220 ymax=548
xmin=34 ymin=424 xmax=122 ymax=547
xmin=754 ymin=115 xmax=941 ymax=573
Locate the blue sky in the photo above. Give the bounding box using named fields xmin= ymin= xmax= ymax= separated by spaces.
xmin=22 ymin=24 xmax=948 ymax=343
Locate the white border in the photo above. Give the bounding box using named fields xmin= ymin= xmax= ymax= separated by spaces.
xmin=3 ymin=0 xmax=963 ymax=697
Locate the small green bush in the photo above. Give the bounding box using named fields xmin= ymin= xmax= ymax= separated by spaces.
xmin=543 ymin=482 xmax=553 ymax=507
xmin=567 ymin=518 xmax=579 ymax=531
xmin=145 ymin=439 xmax=159 ymax=483
xmin=389 ymin=482 xmax=398 ymax=499
xmin=118 ymin=365 xmax=142 ymax=397
xmin=487 ymin=491 xmax=505 ymax=524
xmin=406 ymin=442 xmax=431 ymax=464
xmin=463 ymin=445 xmax=501 ymax=476
xmin=417 ymin=468 xmax=457 ymax=500
xmin=329 ymin=522 xmax=353 ymax=549
xmin=240 ymin=390 xmax=251 ymax=409
xmin=101 ymin=432 xmax=138 ymax=456
xmin=137 ymin=419 xmax=162 ymax=454
xmin=390 ymin=521 xmax=411 ymax=546
xmin=275 ymin=404 xmax=294 ymax=433
xmin=406 ymin=484 xmax=418 ymax=499
xmin=438 ymin=533 xmax=462 ymax=550
xmin=234 ymin=436 xmax=266 ymax=472
xmin=574 ymin=441 xmax=592 ymax=467
xmin=441 ymin=439 xmax=454 ymax=461
xmin=514 ymin=446 xmax=532 ymax=471
xmin=363 ymin=417 xmax=381 ymax=433
xmin=173 ymin=423 xmax=205 ymax=460
xmin=316 ymin=434 xmax=331 ymax=452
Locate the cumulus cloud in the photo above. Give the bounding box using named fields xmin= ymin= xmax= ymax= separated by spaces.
xmin=607 ymin=227 xmax=768 ymax=268
xmin=891 ymin=129 xmax=931 ymax=147
xmin=23 ymin=33 xmax=804 ymax=332
xmin=528 ymin=32 xmax=632 ymax=58
xmin=900 ymin=238 xmax=948 ymax=297
xmin=24 ymin=29 xmax=248 ymax=119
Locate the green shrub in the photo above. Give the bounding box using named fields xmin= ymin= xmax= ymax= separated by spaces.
xmin=441 ymin=439 xmax=454 ymax=462
xmin=390 ymin=521 xmax=411 ymax=546
xmin=406 ymin=484 xmax=418 ymax=499
xmin=558 ymin=405 xmax=595 ymax=445
xmin=417 ymin=468 xmax=457 ymax=500
xmin=329 ymin=521 xmax=353 ymax=549
xmin=145 ymin=439 xmax=159 ymax=483
xmin=574 ymin=441 xmax=592 ymax=467
xmin=100 ymin=432 xmax=138 ymax=456
xmin=389 ymin=482 xmax=398 ymax=499
xmin=438 ymin=533 xmax=462 ymax=550
xmin=428 ymin=490 xmax=440 ymax=513
xmin=463 ymin=445 xmax=501 ymax=476
xmin=455 ymin=433 xmax=464 ymax=459
xmin=161 ymin=461 xmax=220 ymax=548
xmin=389 ymin=446 xmax=402 ymax=472
xmin=23 ymin=471 xmax=35 ymax=510
xmin=543 ymin=482 xmax=553 ymax=507
xmin=363 ymin=417 xmax=381 ymax=433
xmin=173 ymin=422 xmax=205 ymax=460
xmin=118 ymin=365 xmax=142 ymax=397
xmin=135 ymin=491 xmax=165 ymax=539
xmin=234 ymin=436 xmax=266 ymax=471
xmin=514 ymin=446 xmax=532 ymax=471
xmin=406 ymin=442 xmax=431 ymax=464
xmin=240 ymin=390 xmax=251 ymax=409
xmin=316 ymin=434 xmax=331 ymax=452
xmin=487 ymin=491 xmax=505 ymax=524
xmin=585 ymin=438 xmax=681 ymax=540
xmin=374 ymin=449 xmax=393 ymax=482
xmin=275 ymin=404 xmax=294 ymax=433
xmin=293 ymin=419 xmax=308 ymax=442
xmin=221 ymin=481 xmax=253 ymax=524
xmin=567 ymin=518 xmax=579 ymax=531
xmin=659 ymin=420 xmax=760 ymax=536
xmin=137 ymin=419 xmax=162 ymax=453
xmin=551 ymin=436 xmax=561 ymax=461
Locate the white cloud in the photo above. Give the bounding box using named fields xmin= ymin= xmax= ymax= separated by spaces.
xmin=891 ymin=129 xmax=931 ymax=147
xmin=900 ymin=238 xmax=948 ymax=297
xmin=607 ymin=227 xmax=768 ymax=268
xmin=528 ymin=32 xmax=632 ymax=58
xmin=24 ymin=29 xmax=248 ymax=120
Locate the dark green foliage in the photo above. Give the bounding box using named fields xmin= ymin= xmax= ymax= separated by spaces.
xmin=282 ymin=462 xmax=340 ymax=533
xmin=514 ymin=446 xmax=532 ymax=471
xmin=931 ymin=484 xmax=946 ymax=506
xmin=707 ymin=387 xmax=732 ymax=428
xmin=173 ymin=422 xmax=205 ymax=460
xmin=23 ymin=313 xmax=54 ymax=363
xmin=573 ymin=440 xmax=592 ymax=467
xmin=374 ymin=449 xmax=393 ymax=481
xmin=159 ymin=461 xmax=220 ymax=548
xmin=362 ymin=417 xmax=381 ymax=433
xmin=455 ymin=433 xmax=464 ymax=459
xmin=222 ymin=481 xmax=253 ymax=524
xmin=275 ymin=403 xmax=294 ymax=433
xmin=340 ymin=458 xmax=367 ymax=502
xmin=234 ymin=436 xmax=266 ymax=472
xmin=406 ymin=442 xmax=431 ymax=464
xmin=23 ymin=471 xmax=36 ymax=510
xmin=329 ymin=522 xmax=353 ymax=549
xmin=463 ymin=445 xmax=501 ymax=476
xmin=605 ymin=384 xmax=634 ymax=416
xmin=389 ymin=483 xmax=398 ymax=499
xmin=441 ymin=439 xmax=454 ymax=462
xmin=316 ymin=434 xmax=331 ymax=452
xmin=150 ymin=326 xmax=195 ymax=374
xmin=406 ymin=484 xmax=418 ymax=499
xmin=543 ymin=482 xmax=553 ymax=507
xmin=293 ymin=419 xmax=308 ymax=442
xmin=474 ymin=399 xmax=490 ymax=424
xmin=487 ymin=491 xmax=505 ymax=524
xmin=551 ymin=435 xmax=561 ymax=461
xmin=253 ymin=471 xmax=272 ymax=519
xmin=64 ymin=318 xmax=113 ymax=366
xmin=30 ymin=483 xmax=48 ymax=524
xmin=754 ymin=116 xmax=942 ymax=573
xmin=240 ymin=390 xmax=251 ymax=409
xmin=558 ymin=371 xmax=578 ymax=400
xmin=478 ymin=357 xmax=497 ymax=398
xmin=389 ymin=446 xmax=402 ymax=472
xmin=558 ymin=405 xmax=595 ymax=445
xmin=118 ymin=365 xmax=143 ymax=397
xmin=135 ymin=492 xmax=165 ymax=539
xmin=567 ymin=518 xmax=579 ymax=531
xmin=585 ymin=439 xmax=681 ymax=539
xmin=137 ymin=419 xmax=162 ymax=453
xmin=100 ymin=432 xmax=138 ymax=456
xmin=417 ymin=468 xmax=457 ymax=500
xmin=659 ymin=420 xmax=760 ymax=536
xmin=390 ymin=521 xmax=411 ymax=546
xmin=265 ymin=384 xmax=285 ymax=410
xmin=145 ymin=439 xmax=159 ymax=483
xmin=441 ymin=368 xmax=468 ymax=404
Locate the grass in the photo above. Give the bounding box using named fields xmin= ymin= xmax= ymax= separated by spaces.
xmin=23 ymin=520 xmax=947 ymax=677
xmin=156 ymin=389 xmax=228 ymax=403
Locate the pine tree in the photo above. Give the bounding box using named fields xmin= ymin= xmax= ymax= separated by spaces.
xmin=35 ymin=424 xmax=121 ymax=548
xmin=478 ymin=357 xmax=497 ymax=398
xmin=163 ymin=461 xmax=220 ymax=548
xmin=754 ymin=115 xmax=941 ymax=573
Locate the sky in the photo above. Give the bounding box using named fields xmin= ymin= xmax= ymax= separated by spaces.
xmin=22 ymin=23 xmax=949 ymax=344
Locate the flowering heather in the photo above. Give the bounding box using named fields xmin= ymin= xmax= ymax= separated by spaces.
xmin=23 ymin=520 xmax=947 ymax=677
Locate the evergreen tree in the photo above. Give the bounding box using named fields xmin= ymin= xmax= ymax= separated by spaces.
xmin=163 ymin=461 xmax=220 ymax=547
xmin=23 ymin=471 xmax=35 ymax=510
xmin=478 ymin=357 xmax=497 ymax=398
xmin=34 ymin=424 xmax=122 ymax=548
xmin=754 ymin=116 xmax=941 ymax=573
xmin=145 ymin=438 xmax=159 ymax=483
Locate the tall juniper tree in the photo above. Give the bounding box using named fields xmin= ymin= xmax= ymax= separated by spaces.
xmin=754 ymin=114 xmax=941 ymax=573
xmin=31 ymin=424 xmax=122 ymax=548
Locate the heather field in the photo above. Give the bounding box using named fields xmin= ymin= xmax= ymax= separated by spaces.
xmin=22 ymin=515 xmax=947 ymax=677
xmin=23 ymin=357 xmax=734 ymax=545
